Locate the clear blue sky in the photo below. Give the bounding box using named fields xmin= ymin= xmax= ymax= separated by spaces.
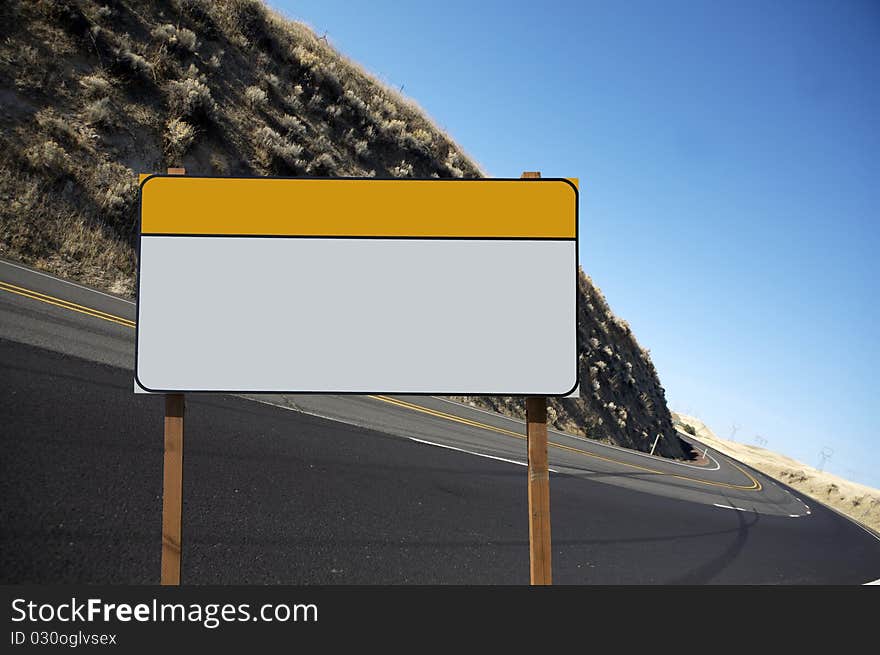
xmin=273 ymin=0 xmax=880 ymax=488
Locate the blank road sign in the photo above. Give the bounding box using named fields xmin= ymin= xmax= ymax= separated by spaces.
xmin=135 ymin=176 xmax=578 ymax=395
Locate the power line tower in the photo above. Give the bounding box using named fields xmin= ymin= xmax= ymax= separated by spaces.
xmin=846 ymin=468 xmax=861 ymax=482
xmin=730 ymin=423 xmax=739 ymax=442
xmin=817 ymin=446 xmax=833 ymax=472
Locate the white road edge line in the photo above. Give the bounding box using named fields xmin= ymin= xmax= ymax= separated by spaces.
xmin=0 ymin=259 xmax=136 ymax=305
xmin=431 ymin=396 xmax=721 ymax=471
xmin=713 ymin=503 xmax=752 ymax=512
xmin=243 ymin=397 xmax=561 ymax=473
xmin=245 ymin=396 xmax=394 ymax=434
xmin=409 ymin=437 xmax=559 ymax=472
xmin=797 ymin=495 xmax=880 ymax=544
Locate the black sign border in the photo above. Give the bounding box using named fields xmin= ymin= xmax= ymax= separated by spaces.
xmin=134 ymin=175 xmax=580 ymax=397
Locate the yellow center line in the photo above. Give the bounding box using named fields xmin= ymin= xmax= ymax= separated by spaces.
xmin=0 ymin=281 xmax=135 ymax=329
xmin=370 ymin=395 xmax=527 ymax=440
xmin=0 ymin=277 xmax=761 ymax=492
xmin=371 ymin=395 xmax=761 ymax=492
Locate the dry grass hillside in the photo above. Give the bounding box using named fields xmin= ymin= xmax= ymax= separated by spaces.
xmin=0 ymin=0 xmax=689 ymax=459
xmin=0 ymin=0 xmax=481 ymax=294
xmin=674 ymin=413 xmax=880 ymax=533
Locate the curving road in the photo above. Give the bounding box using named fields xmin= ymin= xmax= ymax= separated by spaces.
xmin=1 ymin=255 xmax=878 ymax=584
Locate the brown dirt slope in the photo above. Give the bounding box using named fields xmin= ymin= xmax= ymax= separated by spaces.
xmin=0 ymin=0 xmax=688 ymax=459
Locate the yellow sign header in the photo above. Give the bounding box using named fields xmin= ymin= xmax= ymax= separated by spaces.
xmin=139 ymin=177 xmax=577 ymax=239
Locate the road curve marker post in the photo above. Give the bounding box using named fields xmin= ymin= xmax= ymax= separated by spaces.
xmin=160 ymin=166 xmax=186 ymax=586
xmin=522 ymin=171 xmax=552 ymax=585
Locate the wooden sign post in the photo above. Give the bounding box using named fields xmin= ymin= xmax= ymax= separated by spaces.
xmin=527 ymin=397 xmax=551 ymax=584
xmin=521 ymin=171 xmax=552 ymax=585
xmin=160 ymin=167 xmax=185 ymax=586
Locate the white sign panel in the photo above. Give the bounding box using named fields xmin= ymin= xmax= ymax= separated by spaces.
xmin=136 ymin=176 xmax=578 ymax=395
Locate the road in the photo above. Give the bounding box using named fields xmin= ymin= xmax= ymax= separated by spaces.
xmin=1 ymin=255 xmax=878 ymax=584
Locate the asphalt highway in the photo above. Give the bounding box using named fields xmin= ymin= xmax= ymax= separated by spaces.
xmin=1 ymin=255 xmax=878 ymax=583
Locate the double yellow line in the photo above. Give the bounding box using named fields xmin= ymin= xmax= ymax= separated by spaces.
xmin=0 ymin=277 xmax=761 ymax=492
xmin=0 ymin=280 xmax=135 ymax=329
xmin=371 ymin=395 xmax=526 ymax=440
xmin=372 ymin=395 xmax=761 ymax=491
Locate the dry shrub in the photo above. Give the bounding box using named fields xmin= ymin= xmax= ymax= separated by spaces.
xmin=209 ymin=153 xmax=229 ymax=175
xmin=390 ymin=160 xmax=413 ymax=177
xmin=409 ymin=128 xmax=433 ymax=148
xmin=112 ymin=36 xmax=153 ymax=80
xmin=164 ymin=118 xmax=196 ymax=161
xmin=25 ymin=140 xmax=69 ymax=174
xmin=83 ymin=97 xmax=113 ymax=126
xmin=307 ymin=152 xmax=336 ymax=176
xmin=264 ymin=73 xmax=281 ymax=90
xmin=342 ymin=89 xmax=367 ymax=115
xmin=152 ymin=24 xmax=199 ymax=53
xmin=174 ymin=0 xmax=220 ymax=38
xmin=78 ymin=73 xmax=112 ymax=99
xmin=278 ymin=114 xmax=306 ymax=137
xmin=92 ymin=161 xmax=138 ymax=230
xmin=10 ymin=44 xmax=43 ymax=89
xmin=205 ymin=0 xmax=278 ymax=55
xmin=35 ymin=109 xmax=80 ymax=146
xmin=307 ymin=92 xmax=324 ymax=111
xmin=443 ymin=151 xmax=465 ymax=178
xmin=93 ymin=5 xmax=113 ymax=20
xmin=256 ymin=126 xmax=303 ymax=173
xmin=244 ymin=85 xmax=268 ymax=108
xmin=166 ymin=68 xmax=215 ymax=123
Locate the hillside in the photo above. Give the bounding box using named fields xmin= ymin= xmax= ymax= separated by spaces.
xmin=674 ymin=413 xmax=880 ymax=533
xmin=0 ymin=0 xmax=689 ymax=459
